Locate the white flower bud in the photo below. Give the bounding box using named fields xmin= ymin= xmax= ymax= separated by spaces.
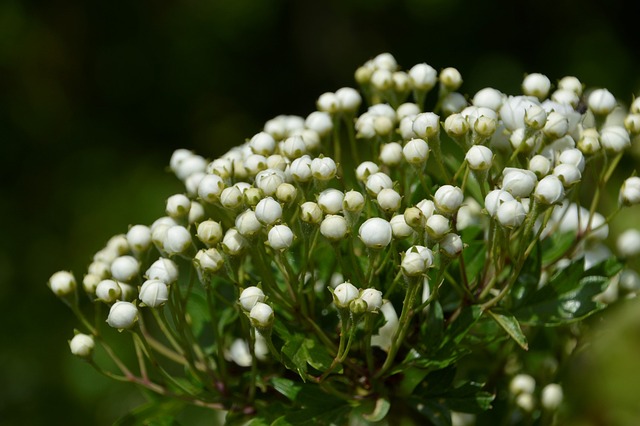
xmin=558 ymin=76 xmax=582 ymax=95
xmin=551 ymin=89 xmax=579 ymax=107
xmin=359 ymin=218 xmax=392 ymax=249
xmin=474 ymin=115 xmax=498 ymax=138
xmin=195 ymin=248 xmax=224 ymax=273
xmin=225 ymin=339 xmax=252 ymax=367
xmin=311 ymin=157 xmax=337 ymax=181
xmin=399 ymin=116 xmax=418 ymax=140
xmin=254 ymin=197 xmax=282 ymax=226
xmin=588 ymin=88 xmax=616 ymax=115
xmin=126 ymin=225 xmax=152 ymax=253
xmin=412 ymin=113 xmax=440 ymax=139
xmin=88 ymin=261 xmax=110 ymax=279
xmin=396 ymin=103 xmax=420 ymax=120
xmin=534 ymin=175 xmax=565 ymax=204
xmin=343 ymin=190 xmax=365 ymax=213
xmin=497 ymin=200 xmax=526 ymax=228
xmin=318 ymin=189 xmax=344 ymax=214
xmin=83 ymin=274 xmax=100 ymax=294
xmin=553 ymin=164 xmax=581 ymax=187
xmin=146 ymin=258 xmax=178 ymax=284
xmin=254 ymin=168 xmax=284 ymax=196
xmin=510 ymin=374 xmax=536 ymax=395
xmin=541 ymin=384 xmax=563 ymax=411
xmin=444 ymin=113 xmax=470 ymax=138
xmin=440 ymin=233 xmax=463 ymax=257
xmin=163 ymin=226 xmax=192 ymax=255
xmin=393 ymin=71 xmax=410 ymax=92
xmin=300 ymin=201 xmax=323 ymax=224
xmin=107 ymin=301 xmax=139 ymax=329
xmin=402 ymin=249 xmax=427 ymax=277
xmin=516 ymin=393 xmax=535 ymax=412
xmin=365 ymin=172 xmax=393 ymax=197
xmin=196 ymin=220 xmax=222 ymax=246
xmin=317 ymin=92 xmax=340 ymax=114
xmin=543 ymin=111 xmax=569 ymax=139
xmin=600 ymin=126 xmax=630 ymax=152
xmin=426 ymin=214 xmax=450 ymax=240
xmin=170 ymin=149 xmax=193 ymax=172
xmin=249 ymin=302 xmax=274 ymax=329
xmin=268 ymin=225 xmax=294 ymax=250
xmin=166 ymin=194 xmax=191 ymax=219
xmin=377 ymin=188 xmax=402 ymax=213
xmin=578 ymin=127 xmax=601 ymax=154
xmin=617 ymin=229 xmax=640 ymax=258
xmin=502 ymin=168 xmax=537 ymax=198
xmin=619 ymin=269 xmax=640 ymax=292
xmin=404 ymin=206 xmax=425 ymax=229
xmin=207 ymin=157 xmax=233 ymax=179
xmin=379 ymin=142 xmax=403 ymax=167
xmin=333 ymin=282 xmax=359 ymax=308
xmin=110 ymin=256 xmax=139 ymax=283
xmin=440 ymin=67 xmax=463 ymax=91
xmin=218 ymin=186 xmax=242 ymax=210
xmin=174 ymin=154 xmax=207 ymax=181
xmin=96 ymin=279 xmax=122 ymax=303
xmin=288 ymin=155 xmax=312 ymax=183
xmin=528 ymin=155 xmax=551 ymax=178
xmin=403 ymin=138 xmax=430 ymax=165
xmin=409 ymin=63 xmax=437 ymax=91
xmin=434 ymin=185 xmax=464 ymax=215
xmin=441 ymin=92 xmax=468 ymax=116
xmin=499 ymin=96 xmax=540 ymax=131
xmin=371 ymin=68 xmax=393 ymax=91
xmin=139 ymin=279 xmax=169 ymax=308
xmin=620 ymin=176 xmax=640 ymax=206
xmin=275 ymin=183 xmax=297 ymax=204
xmin=49 ymin=271 xmax=76 ymax=296
xmin=197 ymin=174 xmax=225 ymax=203
xmin=356 ymin=161 xmax=379 ymax=182
xmin=624 ymin=113 xmax=640 ymax=135
xmin=472 ymin=87 xmax=505 ymax=111
xmin=320 ymin=215 xmax=348 ymax=241
xmin=69 ymin=333 xmax=95 ymax=358
xmin=509 ymin=128 xmax=537 ymax=153
xmin=335 ymin=87 xmax=362 ymax=113
xmin=360 ymin=288 xmax=383 ymax=312
xmin=416 ymin=199 xmax=436 ymax=219
xmin=373 ymin=115 xmax=394 ymax=136
xmin=239 ymin=286 xmax=265 ymax=311
xmin=390 ymin=214 xmax=414 ymax=239
xmin=484 ymin=189 xmax=515 ymax=218
xmin=558 ymin=148 xmax=585 ymax=172
xmin=185 ymin=172 xmax=205 ymax=197
xmin=243 ymin=154 xmax=268 ymax=177
xmin=522 ymin=73 xmax=551 ymax=100
xmin=524 ymin=104 xmax=547 ymax=130
xmin=250 ymin=132 xmax=276 ymax=155
xmin=281 ymin=135 xmax=307 ymax=160
xmin=465 ymin=145 xmax=493 ymax=171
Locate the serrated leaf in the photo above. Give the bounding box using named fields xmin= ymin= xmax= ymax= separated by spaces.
xmin=362 ymin=398 xmax=390 ymax=422
xmin=487 ymin=309 xmax=528 ymax=350
xmin=542 ymin=231 xmax=577 ymax=265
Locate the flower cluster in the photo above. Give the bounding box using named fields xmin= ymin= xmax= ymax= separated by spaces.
xmin=51 ymin=53 xmax=640 ymax=425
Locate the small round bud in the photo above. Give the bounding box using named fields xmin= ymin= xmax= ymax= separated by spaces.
xmin=552 ymin=89 xmax=579 ymax=107
xmin=543 ymin=111 xmax=569 ymax=139
xmin=522 ymin=73 xmax=551 ymax=100
xmin=441 ymin=92 xmax=467 ymax=116
xmin=404 ymin=206 xmax=425 ymax=229
xmin=69 ymin=333 xmax=95 ymax=358
xmin=173 ymin=154 xmax=207 ymax=181
xmin=553 ymin=164 xmax=582 ymax=187
xmin=502 ymin=168 xmax=537 ymax=198
xmin=207 ymin=158 xmax=233 ymax=179
xmin=558 ymin=76 xmax=582 ymax=95
xmin=500 ymin=96 xmax=540 ymax=131
xmin=402 ymin=250 xmax=427 ymax=277
xmin=617 ymin=229 xmax=640 ymax=258
xmin=600 ymin=126 xmax=630 ymax=152
xmin=343 ymin=190 xmax=365 ymax=213
xmin=412 ymin=113 xmax=440 ymax=139
xmin=620 ymin=176 xmax=640 ymax=206
xmin=497 ymin=200 xmax=526 ymax=228
xmin=249 ymin=302 xmax=274 ymax=329
xmin=473 ymin=87 xmax=505 ymax=111
xmin=534 ymin=175 xmax=565 ymax=204
xmin=365 ymin=172 xmax=393 ymax=196
xmin=484 ymin=189 xmax=515 ymax=218
xmin=139 ymin=279 xmax=169 ymax=308
xmin=197 ymin=220 xmax=223 ymax=246
xmin=409 ymin=63 xmax=437 ymax=91
xmin=220 ymin=186 xmax=244 ymax=209
xmin=588 ymin=88 xmax=616 ymax=115
xmin=83 ymin=274 xmax=100 ymax=294
xmin=126 ymin=225 xmax=152 ymax=253
xmin=558 ymin=148 xmax=585 ymax=172
xmin=250 ymin=132 xmax=276 ymax=155
xmin=541 ymin=384 xmax=563 ymax=411
xmin=393 ymin=71 xmax=410 ymax=92
xmin=335 ymin=87 xmax=362 ymax=113
xmin=197 ymin=174 xmax=225 ymax=203
xmin=578 ymin=127 xmax=601 ymax=154
xmin=281 ymin=135 xmax=307 ymax=160
xmin=524 ymin=105 xmax=547 ymax=130
xmin=320 ymin=215 xmax=348 ymax=241
xmin=235 ymin=209 xmax=262 ymax=237
xmin=349 ymin=298 xmax=368 ymax=315
xmin=528 ymin=155 xmax=551 ymax=178
xmin=380 ymin=142 xmax=404 ymax=167
xmin=222 ymin=228 xmax=248 ymax=256
xmin=49 ymin=271 xmax=76 ymax=296
xmin=111 ymin=256 xmax=139 ymax=282
xmin=255 ymin=197 xmax=283 ymax=226
xmin=166 ymin=194 xmax=191 ymax=219
xmin=390 ymin=214 xmax=414 ymax=239
xmin=426 ymin=214 xmax=450 ymax=240
xmin=194 ymin=248 xmax=224 ymax=273
xmin=163 ymin=226 xmax=192 ymax=255
xmin=377 ymin=188 xmax=402 ymax=213
xmin=318 ymin=189 xmax=345 ymax=215
xmin=239 ymin=286 xmax=265 ymax=311
xmin=373 ymin=115 xmax=394 ymax=136
xmin=510 ymin=374 xmax=536 ymax=395
xmin=440 ymin=67 xmax=463 ymax=91
xmin=268 ymin=225 xmax=294 ymax=251
xmin=96 ymin=279 xmax=122 ymax=303
xmin=444 ymin=113 xmax=469 ymax=138
xmin=146 ymin=258 xmax=178 ymax=284
xmin=360 ymin=288 xmax=383 ymax=312
xmin=333 ymin=282 xmax=359 ymax=308
xmin=440 ymin=233 xmax=463 ymax=257
xmin=311 ymin=157 xmax=337 ymax=181
xmin=255 ymin=169 xmax=286 ymax=196
xmin=516 ymin=394 xmax=535 ymax=412
xmin=300 ymin=201 xmax=323 ymax=224
xmin=371 ymin=69 xmax=393 ymax=91
xmin=290 ymin=155 xmax=313 ymax=182
xmin=243 ymin=154 xmax=268 ymax=177
xmin=434 ymin=185 xmax=464 ymax=215
xmin=243 ymin=187 xmax=263 ymax=207
xmin=403 ymin=138 xmax=430 ymax=165
xmin=356 ymin=161 xmax=379 ymax=182
xmin=106 ymin=301 xmax=139 ymax=329
xmin=624 ymin=113 xmax=640 ymax=135
xmin=474 ymin=115 xmax=498 ymax=137
xmin=465 ymin=145 xmax=493 ymax=171
xmin=416 ymin=199 xmax=436 ymax=219
xmin=359 ymin=218 xmax=393 ymax=249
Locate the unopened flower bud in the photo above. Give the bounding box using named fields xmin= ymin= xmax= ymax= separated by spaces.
xmin=320 ymin=215 xmax=348 ymax=241
xmin=318 ymin=189 xmax=344 ymax=215
xmin=197 ymin=174 xmax=225 ymax=203
xmin=126 ymin=225 xmax=152 ymax=253
xmin=317 ymin=92 xmax=340 ymax=114
xmin=235 ymin=209 xmax=262 ymax=237
xmin=166 ymin=194 xmax=191 ymax=219
xmin=139 ymin=279 xmax=169 ymax=308
xmin=402 ymin=249 xmax=427 ymax=276
xmin=82 ymin=274 xmax=100 ymax=294
xmin=359 ymin=218 xmax=392 ymax=249
xmin=249 ymin=302 xmax=274 ymax=329
xmin=111 ymin=256 xmax=139 ymax=282
xmin=403 ymin=138 xmax=430 ymax=165
xmin=588 ymin=88 xmax=616 ymax=115
xmin=553 ymin=164 xmax=582 ymax=187
xmin=281 ymin=135 xmax=307 ymax=160
xmin=332 ymin=282 xmax=359 ymax=309
xmin=404 ymin=206 xmax=425 ymax=229
xmin=484 ymin=189 xmax=515 ymax=218
xmin=426 ymin=214 xmax=450 ymax=240
xmin=412 ymin=113 xmax=440 ymax=139
xmin=311 ymin=157 xmax=337 ymax=181
xmin=543 ymin=111 xmax=569 ymax=139
xmin=444 ymin=113 xmax=469 ymax=138
xmin=534 ymin=175 xmax=565 ymax=204
xmin=343 ymin=190 xmax=365 ymax=213
xmin=441 ymin=93 xmax=468 ymax=116
xmin=373 ymin=116 xmax=394 ymax=136
xmin=96 ymin=279 xmax=122 ymax=303
xmin=600 ymin=126 xmax=630 ymax=152
xmin=243 ymin=187 xmax=263 ymax=207
xmin=300 ymin=201 xmax=323 ymax=224
xmin=239 ymin=286 xmax=265 ymax=311
xmin=440 ymin=233 xmax=463 ymax=257
xmin=620 ymin=176 xmax=640 ymax=206
xmin=349 ymin=298 xmax=368 ymax=315
xmin=371 ymin=69 xmax=393 ymax=91
xmin=516 ymin=393 xmax=535 ymax=412
xmin=268 ymin=225 xmax=294 ymax=251
xmin=617 ymin=229 xmax=640 ymax=258
xmin=558 ymin=148 xmax=585 ymax=172
xmin=578 ymin=127 xmax=600 ymax=154
xmin=290 ymin=155 xmax=313 ymax=182
xmin=434 ymin=185 xmax=464 ymax=215
xmin=250 ymin=132 xmax=276 ymax=156
xmin=356 ymin=161 xmax=379 ymax=182
xmin=380 ymin=142 xmax=403 ymax=166
xmin=390 ymin=214 xmax=414 ymax=239
xmin=377 ymin=188 xmax=402 ymax=213
xmin=465 ymin=145 xmax=493 ymax=171
xmin=106 ymin=301 xmax=138 ymax=329
xmin=409 ymin=63 xmax=437 ymax=91
xmin=510 ymin=374 xmax=536 ymax=395
xmin=473 ymin=87 xmax=505 ymax=111
xmin=255 ymin=197 xmax=282 ymax=225
xmin=524 ymin=105 xmax=547 ymax=130
xmin=335 ymin=87 xmax=362 ymax=114
xmin=541 ymin=384 xmax=563 ymax=411
xmin=497 ymin=200 xmax=526 ymax=228
xmin=49 ymin=271 xmax=76 ymax=296
xmin=195 ymin=248 xmax=224 ymax=273
xmin=558 ymin=76 xmax=582 ymax=95
xmin=522 ymin=73 xmax=551 ymax=100
xmin=474 ymin=115 xmax=497 ymax=137
xmin=528 ymin=155 xmax=551 ymax=178
xmin=360 ymin=288 xmax=383 ymax=312
xmin=196 ymin=220 xmax=222 ymax=246
xmin=69 ymin=333 xmax=95 ymax=358
xmin=365 ymin=172 xmax=393 ymax=196
xmin=163 ymin=226 xmax=192 ymax=255
xmin=440 ymin=67 xmax=463 ymax=91
xmin=624 ymin=113 xmax=640 ymax=135
xmin=502 ymin=168 xmax=537 ymax=198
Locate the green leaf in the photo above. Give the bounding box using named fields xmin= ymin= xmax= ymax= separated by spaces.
xmin=409 ymin=398 xmax=451 ymax=426
xmin=280 ymin=335 xmax=335 ymax=380
xmin=487 ymin=309 xmax=528 ymax=350
xmin=362 ymin=398 xmax=391 ymax=422
xmin=186 ymin=292 xmax=209 ymax=338
xmin=586 ymin=256 xmax=624 ymax=278
xmin=441 ymin=382 xmax=494 ymax=414
xmin=542 ymin=231 xmax=577 ymax=265
xmin=271 ymin=377 xmax=302 ymax=401
xmin=462 ymin=241 xmax=487 ymax=284
xmin=272 ymin=384 xmax=350 ymax=426
xmin=113 ymin=399 xmax=185 ymax=426
xmin=511 ymin=241 xmax=541 ymax=307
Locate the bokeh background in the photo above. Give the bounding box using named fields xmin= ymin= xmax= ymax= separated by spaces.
xmin=1 ymin=0 xmax=639 ymax=424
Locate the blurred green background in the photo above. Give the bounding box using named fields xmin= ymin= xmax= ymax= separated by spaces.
xmin=1 ymin=0 xmax=639 ymax=424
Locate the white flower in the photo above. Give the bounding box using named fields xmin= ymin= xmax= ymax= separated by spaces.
xmin=318 ymin=189 xmax=344 ymax=214
xmin=624 ymin=113 xmax=640 ymax=135
xmin=249 ymin=302 xmax=274 ymax=328
xmin=146 ymin=258 xmax=179 ymax=284
xmin=510 ymin=374 xmax=536 ymax=395
xmin=166 ymin=194 xmax=191 ymax=219
xmin=49 ymin=271 xmax=76 ymax=296
xmin=416 ymin=199 xmax=436 ymax=219
xmin=268 ymin=225 xmax=294 ymax=251
xmin=379 ymin=142 xmax=403 ymax=166
xmin=359 ymin=218 xmax=393 ymax=249
xmin=371 ymin=300 xmax=399 ymax=352
xmin=465 ymin=145 xmax=493 ymax=171
xmin=472 ymin=87 xmax=505 ymax=111
xmin=541 ymin=384 xmax=563 ymax=411
xmin=106 ymin=301 xmax=139 ymax=329
xmin=255 ymin=197 xmax=282 ymax=225
xmin=239 ymin=286 xmax=265 ymax=311
xmin=523 ymin=104 xmax=547 ymax=130
xmin=139 ymin=279 xmax=169 ymax=308
xmin=497 ymin=200 xmax=526 ymax=228
xmin=516 ymin=394 xmax=535 ymax=412
xmin=360 ymin=288 xmax=383 ymax=312
xmin=320 ymin=215 xmax=348 ymax=241
xmin=173 ymin=154 xmax=207 ymax=181
xmin=377 ymin=188 xmax=402 ymax=213
xmin=69 ymin=333 xmax=95 ymax=358
xmin=197 ymin=174 xmax=225 ymax=203
xmin=408 ymin=63 xmax=437 ymax=91
xmin=588 ymin=88 xmax=616 ymax=115
xmin=440 ymin=233 xmax=463 ymax=257
xmin=332 ymin=282 xmax=359 ymax=308
xmin=578 ymin=127 xmax=601 ymax=154
xmin=426 ymin=214 xmax=450 ymax=240
xmin=499 ymin=96 xmax=540 ymax=131
xmin=96 ymin=279 xmax=122 ymax=303
xmin=434 ymin=185 xmax=464 ymax=215
xmin=558 ymin=148 xmax=585 ymax=172
xmin=440 ymin=67 xmax=463 ymax=91
xmin=390 ymin=214 xmax=414 ymax=239
xmin=396 ymin=103 xmax=420 ymax=120
xmin=275 ymin=183 xmax=297 ymax=204
xmin=617 ymin=229 xmax=640 ymax=258
xmin=311 ymin=157 xmax=337 ymax=181
xmin=317 ymin=92 xmax=340 ymax=113
xmin=197 ymin=220 xmax=223 ymax=246
xmin=110 ymin=256 xmax=139 ymax=282
xmin=365 ymin=172 xmax=393 ymax=196
xmin=194 ymin=248 xmax=224 ymax=273
xmin=126 ymin=225 xmax=152 ymax=253
xmin=225 ymin=339 xmax=252 ymax=367
xmin=528 ymin=155 xmax=551 ymax=178
xmin=441 ymin=92 xmax=467 ymax=116
xmin=250 ymin=131 xmax=276 ymax=155
xmin=222 ymin=228 xmax=248 ymax=256
xmin=502 ymin=168 xmax=537 ymax=198
xmin=600 ymin=126 xmax=630 ymax=152
xmin=411 ymin=113 xmax=440 ymax=139
xmin=522 ymin=73 xmax=551 ymax=99
xmin=164 ymin=226 xmax=192 ymax=255
xmin=371 ymin=68 xmax=393 ymax=90
xmin=552 ymin=164 xmax=581 ymax=187
xmin=620 ymin=176 xmax=640 ymax=206
xmin=356 ymin=161 xmax=379 ymax=182
xmin=484 ymin=189 xmax=515 ymax=218
xmin=82 ymin=274 xmax=100 ymax=294
xmin=234 ymin=210 xmax=261 ymax=237
xmin=300 ymin=201 xmax=324 ymax=224
xmin=534 ymin=175 xmax=565 ymax=205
